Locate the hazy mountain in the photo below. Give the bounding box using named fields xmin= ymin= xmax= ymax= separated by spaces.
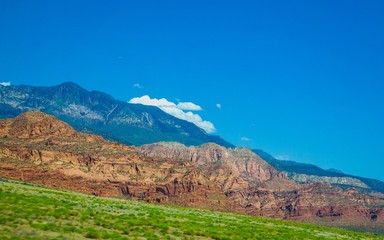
xmin=0 ymin=82 xmax=234 ymax=148
xmin=253 ymin=149 xmax=384 ymax=195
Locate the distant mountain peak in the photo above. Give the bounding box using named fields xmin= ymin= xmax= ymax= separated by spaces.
xmin=58 ymin=81 xmax=83 ymax=89
xmin=53 ymin=81 xmax=88 ymax=96
xmin=0 ymin=82 xmax=235 ymax=148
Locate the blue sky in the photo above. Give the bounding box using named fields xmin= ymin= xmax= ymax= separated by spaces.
xmin=1 ymin=0 xmax=383 ymax=181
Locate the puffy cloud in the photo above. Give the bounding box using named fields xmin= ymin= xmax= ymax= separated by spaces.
xmin=130 ymin=95 xmax=175 ymax=108
xmin=133 ymin=83 xmax=143 ymax=88
xmin=0 ymin=82 xmax=11 ymax=86
xmin=129 ymin=95 xmax=216 ymax=133
xmin=216 ymin=103 xmax=222 ymax=109
xmin=177 ymin=102 xmax=202 ymax=111
xmin=241 ymin=137 xmax=251 ymax=141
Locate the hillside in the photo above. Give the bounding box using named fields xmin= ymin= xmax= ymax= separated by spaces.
xmin=0 ymin=82 xmax=234 ymax=147
xmin=1 ymin=112 xmax=383 ymax=234
xmin=1 ymin=179 xmax=382 ymax=239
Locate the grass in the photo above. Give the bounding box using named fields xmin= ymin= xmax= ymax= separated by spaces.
xmin=0 ymin=178 xmax=382 ymax=239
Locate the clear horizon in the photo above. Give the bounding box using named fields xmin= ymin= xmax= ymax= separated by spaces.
xmin=1 ymin=1 xmax=383 ymax=181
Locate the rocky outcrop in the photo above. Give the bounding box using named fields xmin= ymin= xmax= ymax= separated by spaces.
xmin=235 ymin=183 xmax=380 ymax=219
xmin=138 ymin=142 xmax=286 ymax=188
xmin=288 ymin=172 xmax=370 ymax=189
xmin=137 ymin=141 xmax=384 ymax=223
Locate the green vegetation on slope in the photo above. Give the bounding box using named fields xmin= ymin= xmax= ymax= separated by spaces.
xmin=0 ymin=179 xmax=381 ymax=239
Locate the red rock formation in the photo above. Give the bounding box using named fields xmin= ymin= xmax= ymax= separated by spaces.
xmin=138 ymin=142 xmax=286 ymax=189
xmin=0 ymin=112 xmax=383 ymax=232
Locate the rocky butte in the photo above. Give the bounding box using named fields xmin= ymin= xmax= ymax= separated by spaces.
xmin=0 ymin=112 xmax=383 ymax=233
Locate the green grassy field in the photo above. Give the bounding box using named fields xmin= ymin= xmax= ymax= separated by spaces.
xmin=0 ymin=179 xmax=382 ymax=239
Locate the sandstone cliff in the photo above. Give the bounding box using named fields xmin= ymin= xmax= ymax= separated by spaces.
xmin=138 ymin=142 xmax=286 ymax=190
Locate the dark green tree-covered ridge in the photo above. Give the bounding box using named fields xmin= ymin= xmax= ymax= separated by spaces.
xmin=0 ymin=82 xmax=234 ymax=148
xmin=0 ymin=179 xmax=381 ymax=239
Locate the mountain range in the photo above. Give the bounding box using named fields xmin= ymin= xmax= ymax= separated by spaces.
xmin=1 ymin=82 xmax=384 ymax=195
xmin=0 ymin=82 xmax=233 ymax=148
xmin=0 ymin=112 xmax=383 ymax=234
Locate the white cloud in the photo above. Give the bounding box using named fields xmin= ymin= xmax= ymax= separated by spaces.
xmin=177 ymin=102 xmax=202 ymax=111
xmin=241 ymin=137 xmax=251 ymax=141
xmin=129 ymin=95 xmax=216 ymax=133
xmin=130 ymin=95 xmax=175 ymax=108
xmin=0 ymin=82 xmax=11 ymax=86
xmin=274 ymin=155 xmax=290 ymax=161
xmin=216 ymin=103 xmax=222 ymax=109
xmin=133 ymin=83 xmax=143 ymax=88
